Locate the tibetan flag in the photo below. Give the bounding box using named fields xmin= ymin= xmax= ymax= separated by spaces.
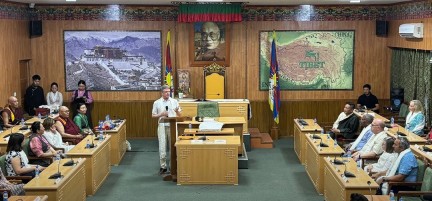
xmin=268 ymin=31 xmax=280 ymax=124
xmin=165 ymin=31 xmax=173 ymax=97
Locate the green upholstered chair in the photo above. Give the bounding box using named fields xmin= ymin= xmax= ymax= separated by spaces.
xmin=397 ymin=167 xmax=432 ymax=201
xmin=0 ymin=154 xmax=32 ymax=182
xmin=389 ymin=159 xmax=426 ymax=195
xmin=197 ymin=102 xmax=220 ymax=118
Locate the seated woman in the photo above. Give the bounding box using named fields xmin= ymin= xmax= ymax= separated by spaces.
xmin=73 ymin=103 xmax=92 ymax=134
xmin=405 ymin=100 xmax=425 ymax=135
xmin=0 ymin=168 xmax=24 ymax=196
xmin=365 ymin=137 xmax=398 ymax=177
xmin=28 ymin=121 xmax=59 ymax=167
xmin=42 ymin=118 xmax=74 ymax=152
xmin=6 ymin=133 xmax=45 ymax=178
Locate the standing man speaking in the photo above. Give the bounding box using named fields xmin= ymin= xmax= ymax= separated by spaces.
xmin=152 ymin=85 xmax=181 ymax=175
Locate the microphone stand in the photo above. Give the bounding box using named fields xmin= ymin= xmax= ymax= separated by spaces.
xmin=49 ymin=159 xmax=62 ymax=179
xmin=367 ymin=181 xmax=374 ymax=201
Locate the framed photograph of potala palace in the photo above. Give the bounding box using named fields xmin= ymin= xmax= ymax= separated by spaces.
xmin=63 ymin=30 xmax=162 ymax=91
xmin=259 ymin=30 xmax=355 ymax=91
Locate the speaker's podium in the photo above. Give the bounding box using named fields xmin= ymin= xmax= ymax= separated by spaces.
xmin=158 ymin=116 xmax=187 ymax=182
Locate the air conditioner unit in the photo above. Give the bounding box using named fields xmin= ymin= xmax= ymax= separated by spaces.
xmin=399 ymin=23 xmax=424 ymax=38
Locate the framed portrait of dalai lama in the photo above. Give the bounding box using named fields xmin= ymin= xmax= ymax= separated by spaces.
xmin=189 ymin=22 xmax=230 ymax=67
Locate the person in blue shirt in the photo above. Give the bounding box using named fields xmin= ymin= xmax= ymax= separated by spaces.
xmin=378 ymin=137 xmax=418 ymax=194
xmin=346 ymin=114 xmax=374 ymax=152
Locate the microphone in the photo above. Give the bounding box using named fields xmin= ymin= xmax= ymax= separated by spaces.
xmin=197 ymin=130 xmax=207 ymax=140
xmin=396 ymin=127 xmax=407 ymax=137
xmin=423 ymin=146 xmax=432 ymax=152
xmin=344 ymin=163 xmax=356 ymax=177
xmin=319 ymin=138 xmax=329 ymax=147
xmin=49 ymin=159 xmax=62 ymax=179
xmin=312 ymin=134 xmax=321 ymax=139
xmin=63 ymin=157 xmax=75 ymax=166
xmin=367 ymin=181 xmax=374 ymax=201
xmin=333 ymin=155 xmax=345 ymax=165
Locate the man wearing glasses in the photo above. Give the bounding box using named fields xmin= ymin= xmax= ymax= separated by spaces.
xmin=352 ymin=119 xmax=387 ymax=161
xmin=195 ymin=22 xmax=226 ymax=61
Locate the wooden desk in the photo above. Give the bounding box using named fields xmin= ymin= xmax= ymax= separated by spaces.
xmin=293 ymin=119 xmax=322 ymax=165
xmin=9 ymin=195 xmax=48 ymax=201
xmin=364 ymin=195 xmax=390 ymax=201
xmin=176 ymin=136 xmax=239 ymax=185
xmin=25 ymin=115 xmax=59 ymax=125
xmin=323 ymin=157 xmax=379 ymax=201
xmin=178 ymin=99 xmax=249 ymax=134
xmin=24 ymin=158 xmax=86 ymax=201
xmin=66 ymin=135 xmax=111 ymax=195
xmin=305 ymin=133 xmax=345 ymax=194
xmin=411 ymin=144 xmax=432 ymax=161
xmin=183 ymin=128 xmax=235 ymax=135
xmin=0 ymin=126 xmax=31 ymax=154
xmin=178 ymin=117 xmax=245 ymax=155
xmin=103 ymin=120 xmax=127 ymax=165
xmin=387 ymin=126 xmax=427 ymax=145
xmin=353 ymin=110 xmax=389 ymax=122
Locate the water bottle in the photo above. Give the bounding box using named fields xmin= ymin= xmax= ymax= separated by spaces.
xmin=86 ymin=139 xmax=90 ymax=148
xmin=188 ymin=123 xmax=192 ymax=130
xmin=2 ymin=191 xmax=7 ymax=201
xmin=35 ymin=165 xmax=40 ymax=178
xmin=38 ymin=113 xmax=42 ymax=120
xmin=391 ymin=117 xmax=395 ymax=125
xmin=98 ymin=120 xmax=103 ymax=130
xmin=399 ymin=197 xmax=404 ymax=201
xmin=313 ymin=118 xmax=317 ymax=125
xmin=99 ymin=130 xmax=104 ymax=141
xmin=20 ymin=118 xmax=25 ymax=127
xmin=389 ymin=190 xmax=395 ymax=201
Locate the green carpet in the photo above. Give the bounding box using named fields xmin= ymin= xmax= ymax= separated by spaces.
xmin=87 ymin=138 xmax=324 ymax=201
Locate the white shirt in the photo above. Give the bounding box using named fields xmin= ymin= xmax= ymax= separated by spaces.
xmin=152 ymin=97 xmax=181 ymax=124
xmin=43 ymin=130 xmax=74 ymax=152
xmin=371 ymin=152 xmax=398 ymax=173
xmin=359 ymin=131 xmax=387 ymax=155
xmin=332 ymin=112 xmax=352 ymax=129
xmin=46 ymin=91 xmax=63 ymax=107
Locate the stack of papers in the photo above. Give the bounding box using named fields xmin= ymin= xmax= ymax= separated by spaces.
xmin=198 ymin=121 xmax=224 ymax=132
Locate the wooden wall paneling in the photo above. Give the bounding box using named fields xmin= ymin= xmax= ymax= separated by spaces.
xmin=245 ymin=21 xmax=390 ymax=101
xmin=387 ymin=18 xmax=432 ymax=50
xmin=30 ymin=21 xmax=176 ymax=102
xmin=0 ymin=20 xmax=31 ymax=102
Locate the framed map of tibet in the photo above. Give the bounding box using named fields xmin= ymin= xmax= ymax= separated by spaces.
xmin=259 ymin=31 xmax=355 ymax=90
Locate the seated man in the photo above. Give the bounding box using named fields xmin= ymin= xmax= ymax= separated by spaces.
xmin=357 ymin=84 xmax=379 ymax=113
xmin=54 ymin=106 xmax=83 ymax=145
xmin=377 ymin=137 xmax=418 ymax=194
xmin=329 ymin=102 xmax=360 ymax=139
xmin=28 ymin=121 xmax=59 ymax=167
xmin=352 ymin=119 xmax=387 ymax=162
xmin=345 ymin=114 xmax=374 ymax=152
xmin=1 ymin=96 xmax=24 ymax=128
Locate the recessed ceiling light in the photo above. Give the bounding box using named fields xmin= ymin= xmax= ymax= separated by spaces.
xmin=350 ymin=0 xmax=360 ymax=3
xmin=196 ymin=0 xmax=224 ymax=2
xmin=66 ymin=0 xmax=76 ymax=2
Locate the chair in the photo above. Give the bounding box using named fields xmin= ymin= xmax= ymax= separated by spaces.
xmin=203 ymin=62 xmax=226 ymax=99
xmin=197 ymin=102 xmax=220 ymax=117
xmin=0 ymin=155 xmax=32 ymax=183
xmin=382 ymin=103 xmax=409 ymax=126
xmin=397 ymin=167 xmax=432 ymax=201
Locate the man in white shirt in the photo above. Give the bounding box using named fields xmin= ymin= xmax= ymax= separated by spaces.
xmin=345 ymin=114 xmax=374 ymax=152
xmin=352 ymin=119 xmax=387 ymax=161
xmin=152 ymin=85 xmax=181 ymax=175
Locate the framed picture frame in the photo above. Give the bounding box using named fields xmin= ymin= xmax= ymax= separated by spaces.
xmin=259 ymin=30 xmax=355 ymax=90
xmin=63 ymin=30 xmax=162 ymax=91
xmin=189 ymin=22 xmax=230 ymax=67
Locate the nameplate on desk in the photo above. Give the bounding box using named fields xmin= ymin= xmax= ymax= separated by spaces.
xmin=191 ymin=140 xmax=204 ymax=144
xmin=214 ymin=140 xmax=226 ymax=144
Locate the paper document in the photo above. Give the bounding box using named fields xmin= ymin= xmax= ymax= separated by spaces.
xmin=198 ymin=121 xmax=224 ymax=132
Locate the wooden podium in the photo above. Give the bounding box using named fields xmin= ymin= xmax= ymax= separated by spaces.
xmin=159 ymin=116 xmax=187 ymax=182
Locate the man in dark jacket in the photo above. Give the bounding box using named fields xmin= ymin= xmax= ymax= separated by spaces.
xmin=24 ymin=74 xmax=46 ymax=116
